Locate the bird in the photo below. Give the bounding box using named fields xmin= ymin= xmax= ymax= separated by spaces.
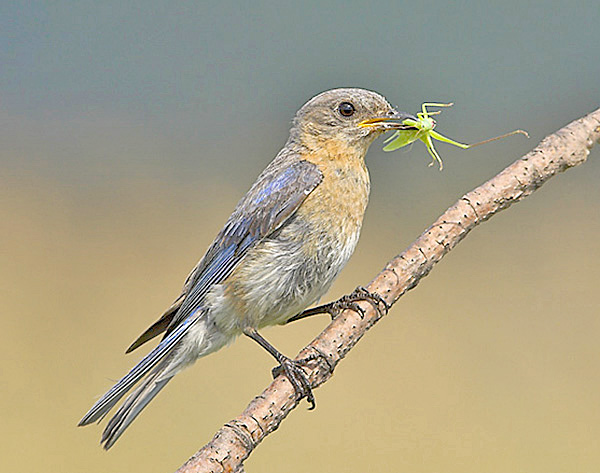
xmin=79 ymin=88 xmax=416 ymax=449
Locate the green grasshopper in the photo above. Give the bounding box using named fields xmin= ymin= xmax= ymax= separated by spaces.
xmin=383 ymin=102 xmax=528 ymax=170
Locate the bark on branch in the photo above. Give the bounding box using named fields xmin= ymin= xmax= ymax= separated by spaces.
xmin=176 ymin=108 xmax=600 ymax=473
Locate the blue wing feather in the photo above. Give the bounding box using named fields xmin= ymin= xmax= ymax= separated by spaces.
xmin=166 ymin=158 xmax=323 ymax=334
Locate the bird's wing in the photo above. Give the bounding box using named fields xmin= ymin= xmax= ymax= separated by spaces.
xmin=127 ymin=158 xmax=323 ymax=351
xmin=79 ymin=159 xmax=323 ymax=426
xmin=124 ymin=293 xmax=184 ymax=353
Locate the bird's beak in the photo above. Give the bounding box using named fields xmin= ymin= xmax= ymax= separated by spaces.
xmin=358 ymin=109 xmax=418 ymax=130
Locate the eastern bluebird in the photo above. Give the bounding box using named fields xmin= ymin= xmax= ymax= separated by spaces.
xmin=79 ymin=88 xmax=416 ymax=449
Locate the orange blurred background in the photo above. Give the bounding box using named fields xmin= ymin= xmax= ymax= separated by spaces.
xmin=2 ymin=2 xmax=599 ymax=472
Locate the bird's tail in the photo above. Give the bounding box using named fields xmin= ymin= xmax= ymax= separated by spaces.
xmin=100 ymin=360 xmax=173 ymax=449
xmin=78 ymin=313 xmax=202 ymax=447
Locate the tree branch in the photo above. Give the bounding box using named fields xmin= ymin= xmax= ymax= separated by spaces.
xmin=176 ymin=108 xmax=600 ymax=473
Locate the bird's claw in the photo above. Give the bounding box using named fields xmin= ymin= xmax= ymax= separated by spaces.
xmin=324 ymin=286 xmax=390 ymax=320
xmin=271 ymin=355 xmax=316 ymax=410
xmin=351 ymin=286 xmax=391 ymax=317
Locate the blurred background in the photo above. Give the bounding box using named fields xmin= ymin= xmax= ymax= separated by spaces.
xmin=2 ymin=1 xmax=599 ymax=472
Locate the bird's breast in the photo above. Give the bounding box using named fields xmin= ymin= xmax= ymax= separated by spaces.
xmin=297 ymin=149 xmax=371 ymax=236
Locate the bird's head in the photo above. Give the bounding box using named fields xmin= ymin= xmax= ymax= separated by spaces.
xmin=290 ymin=88 xmax=415 ymax=153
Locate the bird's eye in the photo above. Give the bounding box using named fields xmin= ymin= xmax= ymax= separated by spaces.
xmin=338 ymin=102 xmax=355 ymax=117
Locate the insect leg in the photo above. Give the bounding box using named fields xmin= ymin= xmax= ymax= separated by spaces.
xmin=429 ymin=130 xmax=470 ymax=149
xmin=423 ymin=133 xmax=444 ymax=170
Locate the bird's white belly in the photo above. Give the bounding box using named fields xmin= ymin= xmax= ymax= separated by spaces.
xmin=204 ymin=222 xmax=361 ymax=337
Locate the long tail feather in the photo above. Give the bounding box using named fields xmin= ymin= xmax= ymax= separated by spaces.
xmin=101 ymin=364 xmax=172 ymax=449
xmin=79 ymin=313 xmax=199 ymax=427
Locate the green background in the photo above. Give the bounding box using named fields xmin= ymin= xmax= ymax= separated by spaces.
xmin=2 ymin=1 xmax=599 ymax=471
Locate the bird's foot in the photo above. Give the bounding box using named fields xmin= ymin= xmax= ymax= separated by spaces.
xmin=346 ymin=286 xmax=391 ymax=318
xmin=271 ymin=354 xmax=317 ymax=410
xmin=288 ymin=286 xmax=390 ymax=323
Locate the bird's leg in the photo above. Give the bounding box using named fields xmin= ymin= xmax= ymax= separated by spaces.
xmin=243 ymin=328 xmax=316 ymax=409
xmin=286 ymin=286 xmax=390 ymax=324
